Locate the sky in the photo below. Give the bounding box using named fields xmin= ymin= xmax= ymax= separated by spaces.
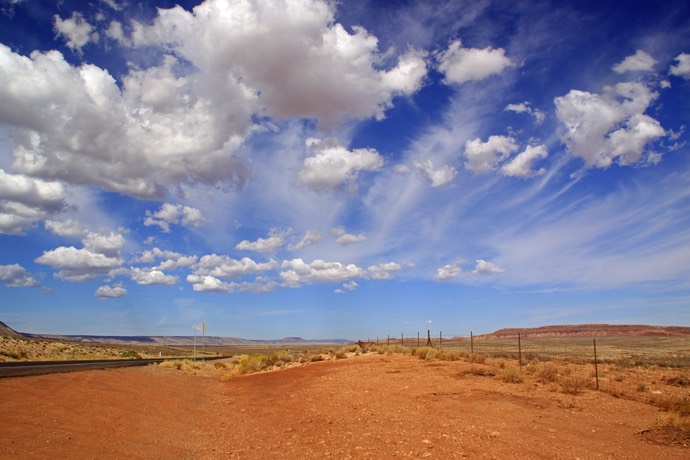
xmin=1 ymin=0 xmax=689 ymax=340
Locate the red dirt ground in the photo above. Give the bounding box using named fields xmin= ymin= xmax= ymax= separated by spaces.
xmin=0 ymin=353 xmax=687 ymax=459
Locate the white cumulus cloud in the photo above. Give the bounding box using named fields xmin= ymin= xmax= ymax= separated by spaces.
xmin=436 ymin=39 xmax=512 ymax=85
xmin=95 ymin=283 xmax=127 ymax=298
xmin=0 ymin=169 xmax=67 ymax=234
xmin=555 ymin=81 xmax=665 ymax=168
xmin=464 ymin=135 xmax=518 ymax=173
xmin=612 ymin=50 xmax=656 ymax=73
xmin=144 ymin=203 xmax=205 ymax=233
xmin=331 ymin=226 xmax=368 ymax=245
xmin=300 ymin=138 xmax=384 ymax=190
xmin=471 ymin=259 xmax=506 ymax=275
xmin=505 ymin=102 xmax=545 ymax=125
xmin=367 ymin=262 xmax=402 ymax=280
xmin=235 ymin=229 xmax=289 ymax=253
xmin=53 ymin=12 xmax=98 ymax=52
xmin=0 ymin=264 xmax=40 ymax=288
xmin=130 ymin=267 xmax=178 ymax=286
xmin=412 ymin=159 xmax=457 ymax=187
xmin=670 ymin=53 xmax=690 ymax=79
xmin=500 ymin=145 xmax=548 ymax=178
xmin=35 ymin=246 xmax=123 ymax=282
xmin=280 ymin=258 xmax=364 ymax=286
xmin=194 ymin=254 xmax=279 ymax=279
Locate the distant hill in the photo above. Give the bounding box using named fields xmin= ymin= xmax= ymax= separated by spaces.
xmin=0 ymin=321 xmax=349 ymax=345
xmin=475 ymin=324 xmax=690 ymax=339
xmin=0 ymin=320 xmax=23 ymax=339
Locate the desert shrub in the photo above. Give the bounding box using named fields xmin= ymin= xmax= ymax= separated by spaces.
xmin=343 ymin=344 xmax=361 ymax=353
xmin=663 ymin=374 xmax=690 ymax=387
xmin=270 ymin=350 xmax=295 ymax=367
xmin=653 ymin=413 xmax=690 ymax=433
xmin=558 ymin=374 xmax=589 ymax=395
xmin=498 ymin=366 xmax=524 ymax=384
xmin=310 ymin=354 xmax=325 ymax=362
xmin=0 ymin=348 xmax=28 ymax=360
xmin=160 ymin=360 xmax=184 ymax=370
xmin=460 ymin=366 xmax=496 ymax=377
xmin=413 ymin=347 xmax=434 ymax=360
xmin=534 ymin=363 xmax=559 ymax=383
xmin=436 ymin=349 xmax=461 ymax=361
xmin=334 ymin=349 xmax=346 ymax=359
xmin=657 ymin=395 xmax=690 ymax=417
xmin=120 ymin=349 xmax=142 ymax=359
xmin=466 ymin=353 xmax=487 ymax=364
xmin=213 ymin=361 xmax=227 ymax=369
xmin=236 ymin=354 xmax=271 ymax=374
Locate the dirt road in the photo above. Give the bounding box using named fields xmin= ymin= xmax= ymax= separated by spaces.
xmin=0 ymin=353 xmax=686 ymax=458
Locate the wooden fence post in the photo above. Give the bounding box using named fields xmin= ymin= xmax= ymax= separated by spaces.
xmin=518 ymin=333 xmax=522 ymax=369
xmin=470 ymin=331 xmax=474 ymax=355
xmin=593 ymin=339 xmax=599 ymax=390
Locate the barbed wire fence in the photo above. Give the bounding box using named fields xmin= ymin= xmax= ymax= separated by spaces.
xmin=359 ymin=331 xmax=690 ymax=369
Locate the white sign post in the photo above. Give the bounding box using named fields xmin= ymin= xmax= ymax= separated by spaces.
xmin=193 ymin=322 xmax=207 ymax=365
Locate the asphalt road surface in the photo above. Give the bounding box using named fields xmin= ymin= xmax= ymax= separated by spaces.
xmin=0 ymin=357 xmax=224 ymax=378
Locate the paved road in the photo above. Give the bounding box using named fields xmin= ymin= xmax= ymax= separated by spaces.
xmin=0 ymin=357 xmax=225 ymax=378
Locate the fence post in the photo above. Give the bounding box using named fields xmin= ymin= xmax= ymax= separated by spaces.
xmin=426 ymin=329 xmax=432 ymax=347
xmin=440 ymin=331 xmax=443 ymax=348
xmin=387 ymin=335 xmax=390 ymax=346
xmin=593 ymin=339 xmax=599 ymax=390
xmin=518 ymin=333 xmax=522 ymax=369
xmin=401 ymin=332 xmax=404 ymax=347
xmin=470 ymin=331 xmax=474 ymax=355
xmin=417 ymin=332 xmax=420 ymax=347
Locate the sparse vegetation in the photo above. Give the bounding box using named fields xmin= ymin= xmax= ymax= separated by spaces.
xmin=120 ymin=349 xmax=142 ymax=359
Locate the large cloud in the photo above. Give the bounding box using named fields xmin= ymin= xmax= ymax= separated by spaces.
xmin=555 ymin=82 xmax=665 ymax=167
xmin=129 ymin=0 xmax=427 ymax=127
xmin=1 ymin=1 xmax=426 ymax=200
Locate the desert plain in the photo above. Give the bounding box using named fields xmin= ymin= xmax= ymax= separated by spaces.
xmin=1 ymin=343 xmax=689 ymax=459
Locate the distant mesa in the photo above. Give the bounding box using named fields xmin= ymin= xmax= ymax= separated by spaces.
xmin=0 ymin=320 xmax=347 ymax=346
xmin=469 ymin=324 xmax=690 ymax=340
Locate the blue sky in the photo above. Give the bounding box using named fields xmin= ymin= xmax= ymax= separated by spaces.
xmin=1 ymin=0 xmax=689 ymax=340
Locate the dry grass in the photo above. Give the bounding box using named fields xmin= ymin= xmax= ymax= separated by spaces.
xmin=497 ymin=366 xmax=524 ymax=384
